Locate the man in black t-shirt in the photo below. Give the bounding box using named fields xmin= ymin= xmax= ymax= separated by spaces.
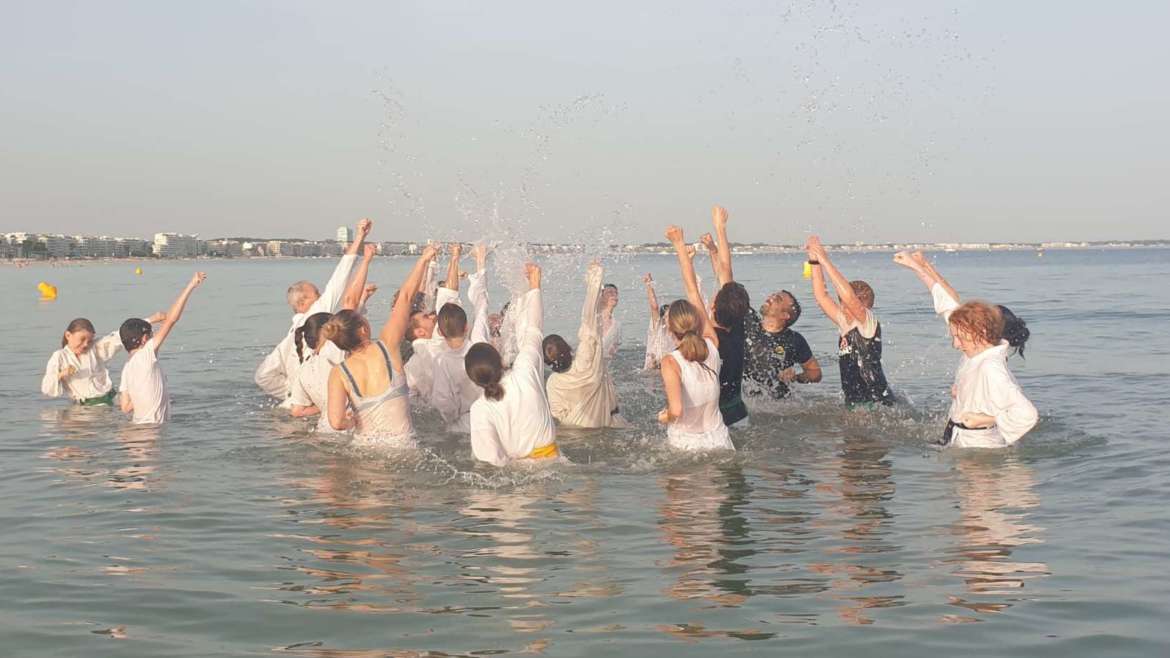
xmin=744 ymin=291 xmax=822 ymax=399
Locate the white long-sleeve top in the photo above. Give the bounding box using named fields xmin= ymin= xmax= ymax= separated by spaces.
xmin=546 ymin=264 xmax=623 ymax=428
xmin=933 ymin=284 xmax=1039 ymax=448
xmin=288 ymin=340 xmax=346 ymax=433
xmin=469 ymin=288 xmax=556 ymax=466
xmin=431 ymin=272 xmax=492 ymax=433
xmin=41 ymin=330 xmax=123 ymax=401
xmin=404 ymin=285 xmax=461 ymax=406
xmin=254 ymin=254 xmax=358 ymax=401
xmin=602 ymin=313 xmax=621 ymax=360
xmin=643 ymin=316 xmax=676 ymax=370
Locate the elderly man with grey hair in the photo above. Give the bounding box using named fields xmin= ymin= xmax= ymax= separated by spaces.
xmin=254 ymin=219 xmax=372 ymax=404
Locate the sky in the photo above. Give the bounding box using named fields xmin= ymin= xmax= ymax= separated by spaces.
xmin=2 ymin=0 xmax=1167 ymax=244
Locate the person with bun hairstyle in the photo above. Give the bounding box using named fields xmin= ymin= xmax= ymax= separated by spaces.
xmin=404 ymin=243 xmax=465 ymax=407
xmin=543 ymin=260 xmax=626 ymax=428
xmin=323 ymin=244 xmax=439 ymax=447
xmin=42 ymin=313 xmax=165 ymax=405
xmin=659 ymin=225 xmax=734 ymax=451
xmin=894 ymin=250 xmax=1037 ymax=447
xmin=288 ymin=243 xmax=379 ymax=431
xmin=464 ymin=261 xmax=558 ymax=466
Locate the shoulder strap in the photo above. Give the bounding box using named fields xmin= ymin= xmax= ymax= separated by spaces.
xmin=339 ymin=361 xmax=362 ymax=397
xmin=375 ymin=340 xmax=394 ymax=373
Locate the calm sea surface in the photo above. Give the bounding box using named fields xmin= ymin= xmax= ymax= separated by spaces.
xmin=1 ymin=249 xmax=1168 ymax=657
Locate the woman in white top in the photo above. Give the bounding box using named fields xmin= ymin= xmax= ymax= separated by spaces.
xmin=325 ymin=245 xmax=438 ymax=448
xmin=543 ymin=261 xmax=625 ymax=428
xmin=658 ymin=226 xmax=734 ymax=451
xmin=42 ymin=314 xmax=162 ymax=405
xmin=895 ymin=251 xmax=1038 ymax=448
xmin=464 ymin=262 xmax=559 ymax=467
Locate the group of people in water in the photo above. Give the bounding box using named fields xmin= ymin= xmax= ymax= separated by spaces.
xmin=41 ymin=207 xmax=1039 ymax=464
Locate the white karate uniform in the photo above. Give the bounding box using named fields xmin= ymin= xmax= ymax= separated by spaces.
xmin=431 ymin=272 xmax=491 ymax=433
xmin=119 ymin=338 xmax=170 ymax=425
xmin=933 ymin=284 xmax=1039 ymax=448
xmin=602 ymin=314 xmax=621 ymax=360
xmin=254 ymin=254 xmax=358 ymax=403
xmin=665 ymin=338 xmax=734 ymax=451
xmin=289 ymin=340 xmax=346 ymax=433
xmin=469 ymin=288 xmax=557 ymax=466
xmin=41 ymin=330 xmax=123 ymax=401
xmin=404 ymin=286 xmax=461 ymax=406
xmin=546 ymin=264 xmax=624 ymax=428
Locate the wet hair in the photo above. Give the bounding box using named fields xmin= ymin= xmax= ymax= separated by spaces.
xmin=667 ymin=299 xmax=711 ymax=366
xmin=437 ymin=302 xmax=467 ymax=339
xmin=465 ymin=342 xmax=505 ymax=401
xmin=319 ymin=309 xmax=369 ymax=352
xmin=763 ymin=291 xmax=802 ymax=330
xmin=849 ymin=280 xmax=875 ymax=308
xmin=948 ymin=301 xmax=1004 ymax=347
xmin=659 ymin=303 xmax=670 ymax=319
xmin=542 ymin=334 xmax=573 ymax=373
xmin=62 ymin=318 xmax=96 ymax=347
xmin=410 ymin=291 xmax=428 ymax=314
xmin=998 ymin=305 xmax=1030 ymax=358
xmin=409 ymin=310 xmax=434 ymax=338
xmin=286 ymin=281 xmax=317 ymax=311
xmin=295 ymin=312 xmax=333 ymax=363
xmin=119 ymin=318 xmax=152 ymax=351
xmin=713 ymin=281 xmax=750 ymax=328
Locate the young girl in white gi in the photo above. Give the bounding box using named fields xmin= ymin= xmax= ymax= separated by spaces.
xmin=118 ymin=272 xmax=207 ymax=425
xmin=42 ymin=314 xmax=163 ymax=405
xmin=658 ymin=226 xmax=734 ymax=452
xmin=464 ymin=262 xmax=559 ymax=466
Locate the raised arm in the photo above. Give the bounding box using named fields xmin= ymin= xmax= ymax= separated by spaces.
xmin=468 ymin=244 xmax=491 ymax=344
xmin=667 ymin=226 xmax=718 ymax=345
xmin=894 ymin=250 xmax=961 ymax=319
xmin=807 ymin=239 xmax=843 ymax=323
xmin=700 ymin=233 xmax=723 ymax=287
xmin=152 ymin=272 xmax=206 ymax=352
xmin=380 ymin=245 xmax=439 ymax=347
xmin=511 ymin=263 xmax=545 ymax=374
xmin=341 ymin=244 xmax=377 ymax=311
xmin=808 ymin=236 xmax=867 ymax=325
xmin=711 ymin=205 xmax=734 ymax=285
xmin=643 ymin=273 xmax=661 ymax=320
xmin=444 ymin=243 xmax=463 ymax=292
xmin=577 ymin=261 xmax=604 ymax=341
xmin=309 ymin=219 xmax=370 ymax=316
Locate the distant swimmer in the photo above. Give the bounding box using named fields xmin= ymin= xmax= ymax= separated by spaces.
xmin=658 ymin=225 xmax=733 ymax=451
xmin=118 ymin=272 xmax=207 ymax=425
xmin=431 ymin=243 xmax=493 ymax=433
xmin=543 ymin=260 xmax=627 ymax=429
xmin=42 ymin=313 xmax=164 ymax=406
xmin=895 ymin=250 xmax=1037 ymax=448
xmin=323 ymin=244 xmax=439 ymax=448
xmin=254 ymin=218 xmax=373 ymax=405
xmin=288 ymin=243 xmax=379 ymax=432
xmin=805 ymin=235 xmax=895 ymax=408
xmin=464 ymin=261 xmax=559 ymax=466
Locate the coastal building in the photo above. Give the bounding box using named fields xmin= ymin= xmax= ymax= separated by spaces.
xmin=153 ymin=233 xmax=200 ymax=258
xmin=39 ymin=234 xmax=73 ymax=259
xmin=337 ymin=226 xmax=354 ymax=245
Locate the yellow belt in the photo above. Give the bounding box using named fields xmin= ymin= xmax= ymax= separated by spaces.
xmin=527 ymin=442 xmax=559 ymax=459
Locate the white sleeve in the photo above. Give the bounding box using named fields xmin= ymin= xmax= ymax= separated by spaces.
xmin=468 ymin=271 xmax=491 ymax=345
xmin=420 ymin=260 xmax=438 ymax=312
xmin=986 ymin=364 xmax=1039 ymax=445
xmin=288 ymin=369 xmax=313 ymax=407
xmin=603 ymin=319 xmax=621 ymax=359
xmin=254 ymin=346 xmax=289 ymax=398
xmin=306 ymin=254 xmax=358 ymax=316
xmin=511 ymin=288 xmax=545 ymax=377
xmin=470 ymin=405 xmax=509 ymax=467
xmin=431 ymin=358 xmax=461 ymax=425
xmin=41 ymin=351 xmax=65 ymax=398
xmin=577 ymin=265 xmax=604 ymax=342
xmin=931 ymin=283 xmax=961 ymax=323
xmin=94 ymin=331 xmax=124 ymax=363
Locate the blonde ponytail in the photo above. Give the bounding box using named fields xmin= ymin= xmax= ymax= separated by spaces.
xmin=667 ymin=299 xmax=709 ymax=363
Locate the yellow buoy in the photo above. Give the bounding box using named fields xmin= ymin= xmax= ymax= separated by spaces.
xmin=802 ymin=261 xmax=813 ymax=279
xmin=135 ymin=266 xmax=143 ymax=275
xmin=37 ymin=281 xmax=58 ymax=300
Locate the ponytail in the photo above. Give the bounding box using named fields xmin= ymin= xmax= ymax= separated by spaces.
xmin=294 ymin=325 xmax=308 ymax=363
xmin=319 ymin=310 xmax=367 ymax=353
xmin=297 ymin=312 xmax=334 ymax=362
xmin=998 ymin=305 xmax=1030 ymax=358
xmin=676 ymin=331 xmax=710 ymax=364
xmin=465 ymin=343 xmax=506 ymax=401
xmin=666 ymin=299 xmax=709 ymax=364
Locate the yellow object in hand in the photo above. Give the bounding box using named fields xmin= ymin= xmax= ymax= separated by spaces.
xmin=37 ymin=281 xmax=58 ymax=299
xmin=802 ymin=261 xmax=812 ymax=279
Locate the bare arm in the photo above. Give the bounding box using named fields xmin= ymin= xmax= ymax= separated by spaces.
xmin=326 ymin=368 xmax=354 ymax=431
xmin=379 ymin=245 xmax=439 ymax=347
xmin=120 ymin=390 xmax=134 ymax=414
xmin=666 ymin=226 xmax=718 ymax=346
xmin=290 ymin=404 xmax=320 ymax=418
xmin=341 ymin=244 xmax=376 ymax=311
xmin=808 ymin=236 xmax=867 ymax=325
xmin=711 ymin=206 xmax=734 ymax=285
xmin=152 ymin=272 xmax=206 ymax=353
xmin=807 ymin=241 xmax=843 ymax=322
xmin=658 ymin=355 xmax=685 ymax=423
xmin=344 ymin=218 xmax=372 ymax=256
xmin=700 ymin=233 xmax=723 ymax=287
xmin=444 ymin=243 xmax=463 ymax=293
xmin=643 ymin=273 xmax=660 ymax=319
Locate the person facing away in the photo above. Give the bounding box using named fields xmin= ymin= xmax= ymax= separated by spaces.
xmin=431 ymin=243 xmax=493 ymax=433
xmin=325 ymin=244 xmax=438 ymax=448
xmin=464 ymin=261 xmax=558 ymax=467
xmin=893 ymin=250 xmax=1037 ymax=448
xmin=42 ymin=313 xmax=164 ymax=406
xmin=254 ymin=218 xmax=373 ymax=403
xmin=699 ymin=205 xmax=751 ymax=427
xmin=119 ymin=272 xmax=207 ymax=425
xmin=403 ymin=243 xmax=464 ymax=407
xmin=659 ymin=225 xmax=734 ymax=451
xmin=744 ymin=290 xmax=822 ymax=399
xmin=543 ymin=260 xmax=626 ymax=429
xmin=805 ymin=235 xmax=895 ymax=407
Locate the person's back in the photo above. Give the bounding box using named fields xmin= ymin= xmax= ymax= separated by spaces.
xmin=337 ymin=340 xmax=414 ymax=446
xmin=290 ymin=340 xmax=345 ymax=433
xmin=121 ymin=337 xmax=170 ymax=425
xmin=666 ymin=338 xmax=727 ymax=446
xmin=835 ymin=308 xmax=894 ymax=406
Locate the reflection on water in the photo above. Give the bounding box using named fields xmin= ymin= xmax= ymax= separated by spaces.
xmin=941 ymin=456 xmax=1049 ymax=623
xmin=39 ymin=406 xmax=163 ymax=493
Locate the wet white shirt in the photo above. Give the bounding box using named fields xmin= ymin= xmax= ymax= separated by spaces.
xmin=404 ymin=285 xmax=461 ymax=406
xmin=665 ymin=338 xmax=733 ymax=451
xmin=119 ymin=338 xmax=170 ymax=425
xmin=469 ymin=288 xmax=557 ymax=466
xmin=602 ymin=313 xmax=621 ymax=360
xmin=289 ymin=340 xmax=346 ymax=433
xmin=254 ymin=254 xmax=358 ymax=402
xmin=431 ymin=272 xmax=491 ymax=433
xmin=643 ymin=316 xmax=677 ymax=370
xmin=41 ymin=330 xmax=123 ymax=401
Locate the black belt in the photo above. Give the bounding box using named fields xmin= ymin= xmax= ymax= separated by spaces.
xmin=938 ymin=419 xmax=993 ymax=446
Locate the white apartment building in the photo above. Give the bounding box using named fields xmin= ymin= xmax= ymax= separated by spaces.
xmin=337 ymin=226 xmax=354 ymax=244
xmin=153 ymin=233 xmax=199 ymax=258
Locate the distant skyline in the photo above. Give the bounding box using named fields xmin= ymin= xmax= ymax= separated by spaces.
xmin=3 ymin=1 xmax=1168 ymax=244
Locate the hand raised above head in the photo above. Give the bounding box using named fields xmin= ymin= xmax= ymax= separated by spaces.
xmin=189 ymin=272 xmax=207 ymax=287
xmin=356 ymin=218 xmax=373 ymax=237
xmin=363 ymin=244 xmax=377 ymax=259
xmin=665 ymin=225 xmax=685 ymax=245
xmin=643 ymin=273 xmax=654 ymax=286
xmin=700 ymin=232 xmax=716 ymax=252
xmin=525 ymin=262 xmax=542 ymax=289
xmin=893 ymin=250 xmax=915 ymax=268
xmin=712 ymin=205 xmax=729 ymax=227
xmin=420 ymin=243 xmax=440 ymax=260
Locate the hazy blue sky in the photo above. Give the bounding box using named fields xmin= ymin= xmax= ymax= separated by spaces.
xmin=2 ymin=1 xmax=1167 ymax=244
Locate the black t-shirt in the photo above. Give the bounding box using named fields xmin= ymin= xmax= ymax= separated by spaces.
xmin=715 ymin=320 xmax=749 ymax=425
xmin=744 ymin=309 xmax=814 ymax=399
